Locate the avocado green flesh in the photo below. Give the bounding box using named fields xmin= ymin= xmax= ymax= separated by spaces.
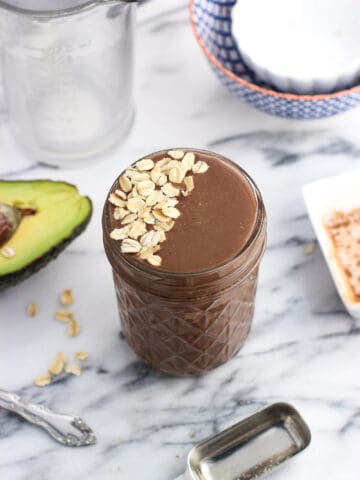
xmin=0 ymin=180 xmax=92 ymax=285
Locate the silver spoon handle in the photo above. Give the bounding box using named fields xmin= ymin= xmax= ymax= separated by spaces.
xmin=0 ymin=389 xmax=96 ymax=447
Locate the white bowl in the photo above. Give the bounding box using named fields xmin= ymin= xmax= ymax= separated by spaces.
xmin=303 ymin=170 xmax=360 ymax=319
xmin=231 ymin=0 xmax=360 ymax=95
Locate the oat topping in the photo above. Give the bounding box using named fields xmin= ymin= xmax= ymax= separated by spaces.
xmin=108 ymin=192 xmax=126 ymax=207
xmin=109 ymin=151 xmax=209 ymax=267
xmin=168 ymin=150 xmax=185 ymax=160
xmin=110 ymin=226 xmax=130 ymax=240
xmin=1 ymin=246 xmax=15 ymax=259
xmin=136 ymin=158 xmax=154 ymax=171
xmin=119 ymin=175 xmax=132 ymax=193
xmin=26 ymin=303 xmax=38 ymax=317
xmin=121 ymin=213 xmax=137 ymax=225
xmin=181 ymin=152 xmax=195 ymax=172
xmin=121 ymin=238 xmax=142 ymax=253
xmin=60 ymin=289 xmax=74 ymax=306
xmin=162 ymin=206 xmax=181 ymax=219
xmin=192 ymin=161 xmax=209 ymax=174
xmin=162 ymin=183 xmax=180 ymax=198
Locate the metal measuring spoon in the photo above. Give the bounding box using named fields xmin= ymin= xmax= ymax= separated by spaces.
xmin=0 ymin=389 xmax=96 ymax=447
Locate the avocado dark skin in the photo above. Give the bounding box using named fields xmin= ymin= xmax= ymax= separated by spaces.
xmin=0 ymin=180 xmax=92 ymax=292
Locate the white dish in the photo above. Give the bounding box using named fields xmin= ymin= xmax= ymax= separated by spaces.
xmin=231 ymin=0 xmax=360 ymax=94
xmin=303 ymin=170 xmax=360 ymax=319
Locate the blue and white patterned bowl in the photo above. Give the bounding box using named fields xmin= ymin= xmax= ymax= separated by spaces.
xmin=190 ymin=0 xmax=360 ymax=119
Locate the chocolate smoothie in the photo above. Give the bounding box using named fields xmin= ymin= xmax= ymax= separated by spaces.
xmin=103 ymin=149 xmax=266 ymax=375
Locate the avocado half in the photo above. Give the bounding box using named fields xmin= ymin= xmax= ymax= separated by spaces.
xmin=0 ymin=180 xmax=92 ymax=292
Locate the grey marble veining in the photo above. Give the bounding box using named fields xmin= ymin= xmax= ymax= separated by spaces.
xmin=1 ymin=0 xmax=360 ymax=479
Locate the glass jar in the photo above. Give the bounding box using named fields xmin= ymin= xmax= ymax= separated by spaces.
xmin=102 ymin=150 xmax=267 ymax=376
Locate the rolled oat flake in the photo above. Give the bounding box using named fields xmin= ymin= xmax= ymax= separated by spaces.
xmin=174 ymin=403 xmax=310 ymax=480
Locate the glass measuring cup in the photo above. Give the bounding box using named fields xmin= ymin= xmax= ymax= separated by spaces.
xmin=0 ymin=0 xmax=136 ymax=167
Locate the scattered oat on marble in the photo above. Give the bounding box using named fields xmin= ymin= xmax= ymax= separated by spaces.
xmin=1 ymin=246 xmax=15 ymax=259
xmin=60 ymin=289 xmax=74 ymax=306
xmin=49 ymin=352 xmax=66 ymax=375
xmin=121 ymin=238 xmax=141 ymax=253
xmin=34 ymin=374 xmax=51 ymax=387
xmin=55 ymin=310 xmax=74 ymax=323
xmin=192 ymin=160 xmax=209 ymax=174
xmin=26 ymin=303 xmax=37 ymax=317
xmin=136 ymin=158 xmax=154 ymax=171
xmin=304 ymin=242 xmax=315 ymax=255
xmin=65 ymin=364 xmax=82 ymax=376
xmin=68 ymin=319 xmax=81 ymax=337
xmin=168 ymin=150 xmax=184 ymax=160
xmin=119 ymin=175 xmax=132 ymax=193
xmin=75 ymin=352 xmax=89 ymax=361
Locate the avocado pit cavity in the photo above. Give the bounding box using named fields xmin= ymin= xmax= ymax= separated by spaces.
xmin=0 ymin=202 xmax=22 ymax=247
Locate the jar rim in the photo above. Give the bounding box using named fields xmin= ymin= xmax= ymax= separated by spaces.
xmin=103 ymin=148 xmax=266 ymax=280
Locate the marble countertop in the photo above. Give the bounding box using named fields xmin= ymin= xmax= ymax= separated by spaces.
xmin=1 ymin=1 xmax=360 ymax=479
